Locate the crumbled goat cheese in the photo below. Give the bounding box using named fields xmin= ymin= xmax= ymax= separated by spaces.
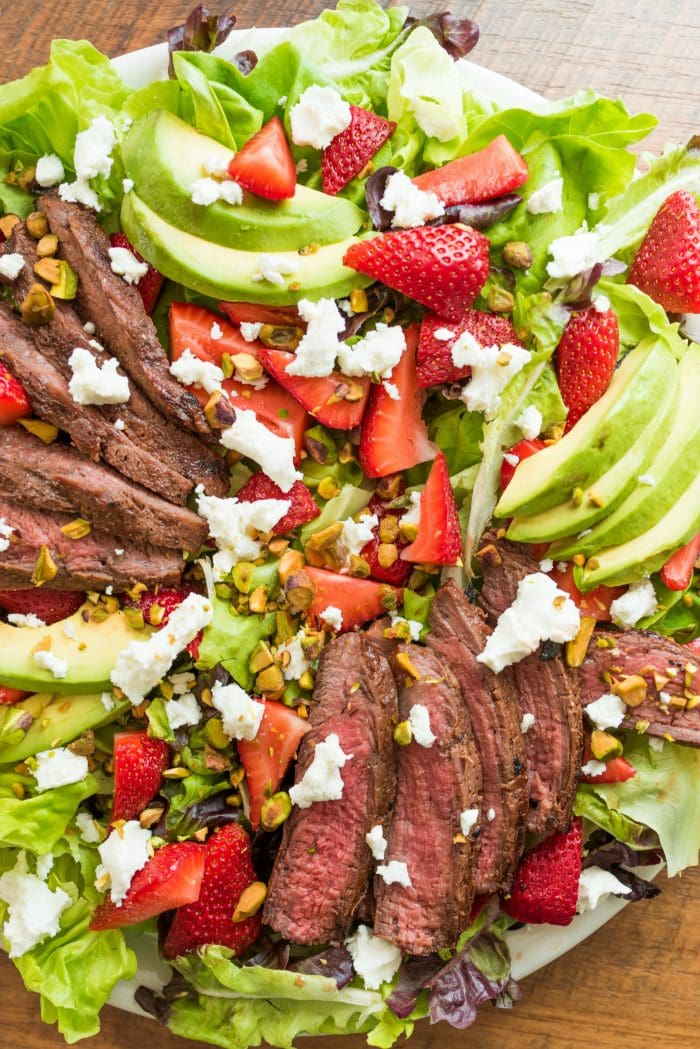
xmin=515 ymin=405 xmax=543 ymax=440
xmin=681 ymin=313 xmax=700 ymax=343
xmin=110 ymin=593 xmax=213 ymax=704
xmin=76 ymin=812 xmax=102 ymax=844
xmin=546 ymin=229 xmax=602 ymax=279
xmin=221 ymin=408 xmax=301 ymax=494
xmin=593 ymin=294 xmax=611 ymax=313
xmin=252 ymin=253 xmax=300 ymax=286
xmin=68 ymin=347 xmax=130 ymax=406
xmin=88 ymin=338 xmax=104 ymax=352
xmin=401 ymin=491 xmax=422 ymax=529
xmin=460 ymin=808 xmax=479 ymax=835
xmin=408 ymin=704 xmax=436 ymax=748
xmin=83 ymin=321 xmax=96 ymax=334
xmin=210 ymin=322 xmax=223 ymax=341
xmin=585 ymin=692 xmax=626 ymax=731
xmin=240 ymin=321 xmax=264 ymax=343
xmin=100 ymin=692 xmax=115 ymax=711
xmin=346 ymin=925 xmax=402 ymax=990
xmin=389 ymin=613 xmax=421 ymax=641
xmin=219 ymin=180 xmax=244 ymax=206
xmin=366 ymin=824 xmax=388 ymax=861
xmin=520 ymin=712 xmax=536 ymax=734
xmin=320 ymin=606 xmax=343 ymax=631
xmin=478 ymin=572 xmax=581 ymax=673
xmin=36 ymin=855 xmax=54 ymax=881
xmin=165 ymin=692 xmax=202 ymax=731
xmin=96 ymin=821 xmax=152 ymax=906
xmin=610 ymin=579 xmax=658 ymax=629
xmin=36 ymin=154 xmax=65 ymax=187
xmin=114 ymin=418 xmax=125 ymax=431
xmin=0 ymin=518 xmax=13 ymax=553
xmin=503 ymin=452 xmax=519 ymax=468
xmin=486 ymin=807 xmax=496 ymax=821
xmin=290 ymin=85 xmax=351 ymax=149
xmin=340 ymin=513 xmax=379 ymax=561
xmin=376 ymin=860 xmax=412 ymax=888
xmin=383 ymin=381 xmax=400 ymax=400
xmin=576 ymin=866 xmax=631 ymax=913
xmin=0 ymin=254 xmax=25 ymax=280
xmin=289 ymin=733 xmax=352 ymax=809
xmin=526 ymin=175 xmax=564 ymax=215
xmin=285 ymin=297 xmax=345 ymax=377
xmin=337 ymin=323 xmax=406 ymax=379
xmin=539 ymin=558 xmax=554 ymax=573
xmin=278 ymin=95 xmax=288 ymax=107
xmin=108 ymin=246 xmax=148 ymax=286
xmin=0 ymin=853 xmax=70 ymax=958
xmin=581 ymin=759 xmax=607 ymax=777
xmin=169 ymin=348 xmax=224 ymax=395
xmin=197 ymin=491 xmax=290 ymax=578
xmin=638 ymin=474 xmax=655 ymax=486
xmin=122 ymin=177 xmax=134 ymax=193
xmin=8 ymin=613 xmax=45 ymax=628
xmin=59 ymin=115 xmax=117 ymax=212
xmin=33 ymin=650 xmax=68 ymax=680
xmin=59 ymin=177 xmax=100 ymax=211
xmin=169 ymin=671 xmax=196 ymax=696
xmin=63 ymin=620 xmax=78 ymax=640
xmin=203 ymin=153 xmax=229 ymax=177
xmin=658 ymin=690 xmax=672 ymax=706
xmin=190 ymin=177 xmax=223 ymax=206
xmin=434 ymin=327 xmax=455 ymax=341
xmin=114 ymin=548 xmax=124 ymax=556
xmin=379 ymin=170 xmax=443 ymax=229
xmin=211 ymin=681 xmax=264 ymax=741
xmin=278 ymin=632 xmax=311 ymax=682
xmin=33 ymin=747 xmax=89 ymax=792
xmin=455 ymin=334 xmax=531 ymax=419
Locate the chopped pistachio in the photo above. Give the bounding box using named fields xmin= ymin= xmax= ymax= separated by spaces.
xmin=348 ymin=554 xmax=370 ymax=578
xmin=378 ymin=515 xmax=399 ymax=544
xmin=377 ymin=543 xmax=399 ymax=569
xmin=26 ymin=210 xmax=48 ymax=239
xmin=249 ymin=641 xmax=275 ymax=674
xmin=60 ymin=517 xmax=91 ymax=540
xmin=590 ymin=729 xmax=623 ymax=761
xmin=502 ymin=241 xmax=533 ymax=269
xmin=298 ymin=670 xmax=315 ymax=691
xmin=350 ymin=288 xmax=369 ymax=313
xmin=256 ymin=663 xmax=285 ymax=694
xmin=268 ymin=537 xmax=290 ymax=556
xmin=162 ymin=767 xmax=191 ymax=779
xmin=232 ymin=881 xmax=267 ymax=922
xmin=204 ymin=718 xmax=230 ymax=750
xmin=123 ymin=607 xmax=145 ymax=631
xmin=17 ymin=418 xmax=58 ymax=444
xmin=611 ymin=674 xmax=648 ymax=707
xmin=0 ymin=214 xmax=20 ymax=239
xmin=232 ymin=561 xmax=255 ymax=595
xmin=249 ymin=586 xmax=269 ymax=614
xmin=317 ymin=476 xmax=340 ymax=500
xmin=565 ymin=615 xmax=596 ymax=667
xmin=260 ymin=791 xmax=292 ymax=831
xmin=258 ymin=324 xmax=304 ymax=351
xmin=284 ymin=569 xmax=315 ymax=613
xmin=487 ymin=286 xmax=515 ymax=313
xmin=21 ymin=283 xmax=55 ymax=327
xmin=278 ymin=549 xmax=305 ymax=585
xmin=393 ymin=720 xmax=413 ymax=746
xmin=395 ymin=651 xmax=421 ymax=680
xmin=231 ymin=352 xmax=264 ymax=383
xmin=31 ymin=544 xmax=58 ymax=585
xmin=36 ymin=233 xmax=59 ymax=258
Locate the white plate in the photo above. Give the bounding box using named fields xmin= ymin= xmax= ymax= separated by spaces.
xmin=106 ymin=25 xmax=656 ymax=1021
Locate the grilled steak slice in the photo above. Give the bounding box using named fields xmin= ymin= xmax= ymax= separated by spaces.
xmin=39 ymin=195 xmax=215 ymax=445
xmin=428 ymin=580 xmax=527 ymax=893
xmin=477 ymin=528 xmax=537 ymax=620
xmin=0 ymin=427 xmax=207 ymax=552
xmin=374 ymin=644 xmax=481 ymax=954
xmin=581 ymin=630 xmax=700 ymax=746
xmin=264 ymin=634 xmax=397 ymax=945
xmin=0 ymin=500 xmax=182 ymax=590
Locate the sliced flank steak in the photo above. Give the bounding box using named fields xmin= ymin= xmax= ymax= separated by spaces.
xmin=0 ymin=500 xmax=182 ymax=591
xmin=264 ymin=634 xmax=398 ymax=945
xmin=428 ymin=581 xmax=528 ymax=894
xmin=373 ymin=644 xmax=481 ymax=954
xmin=0 ymin=426 xmax=208 ymax=552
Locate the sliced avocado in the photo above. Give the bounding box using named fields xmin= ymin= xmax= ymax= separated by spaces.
xmin=552 ymin=345 xmax=700 ymax=559
xmin=122 ymin=111 xmax=366 ymax=251
xmin=0 ymin=692 xmax=130 ymax=765
xmin=507 ymin=364 xmax=679 ymax=543
xmin=0 ymin=610 xmax=150 ymax=695
xmin=496 ymin=339 xmax=677 ymax=519
xmin=122 ymin=192 xmax=372 ymax=306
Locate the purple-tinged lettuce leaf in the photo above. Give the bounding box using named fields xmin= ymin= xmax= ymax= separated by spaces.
xmin=406 ymin=12 xmax=480 ymax=60
xmin=426 ymin=928 xmax=519 ymax=1029
xmin=292 ymin=945 xmax=355 ymax=988
xmin=432 ymin=195 xmax=522 ymax=232
xmin=386 ymin=954 xmax=443 ymax=1019
xmin=168 ymin=5 xmax=237 ymax=76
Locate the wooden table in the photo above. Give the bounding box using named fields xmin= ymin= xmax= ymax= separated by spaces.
xmin=2 ymin=1 xmax=699 ymax=1046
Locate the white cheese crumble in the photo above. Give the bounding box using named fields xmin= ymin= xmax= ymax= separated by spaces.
xmin=240 ymin=321 xmax=264 ymax=343
xmin=526 ymin=175 xmax=564 ymax=215
xmin=585 ymin=692 xmax=627 ymax=731
xmin=219 ymin=180 xmax=244 ymax=206
xmin=340 ymin=513 xmax=378 ymax=561
xmin=478 ymin=572 xmax=581 ymax=673
xmin=76 ymin=812 xmax=102 ymax=844
xmin=290 ymin=85 xmax=352 ymax=150
xmin=581 ymin=759 xmax=607 ymax=777
xmin=455 ymin=334 xmax=532 ymax=419
xmin=383 ymin=381 xmax=400 ymax=400
xmin=592 ymin=294 xmax=611 ymax=313
xmin=0 ymin=853 xmax=70 ymax=958
xmin=278 ymin=631 xmax=311 ymax=682
xmin=460 ymin=808 xmax=479 ymax=835
xmin=345 ymin=925 xmax=402 ymax=990
xmin=169 ymin=348 xmax=224 ymax=395
xmin=108 ymin=246 xmax=148 ymax=286
xmin=0 ymin=518 xmax=13 ymax=553
xmin=486 ymin=807 xmax=496 ymax=822
xmin=197 ymin=491 xmax=290 ymax=579
xmin=588 ymin=192 xmax=600 ymax=210
xmin=520 ymin=712 xmax=536 ymax=734
xmin=408 ymin=704 xmax=436 ymax=748
xmin=546 ymin=229 xmax=602 ymax=279
xmin=434 ymin=327 xmax=455 ymax=342
xmin=96 ymin=821 xmax=152 ymax=906
xmin=221 ymin=407 xmax=301 ymax=493
xmin=110 ymin=593 xmax=213 ymax=704
xmin=289 ymin=732 xmax=352 ymax=809
xmin=252 ymin=253 xmax=300 ymax=287
xmin=337 ymin=324 xmax=406 ymax=379
xmin=576 ymin=866 xmax=631 ymax=913
xmin=648 ymin=735 xmax=665 ymax=753
xmin=8 ymin=613 xmax=45 ymax=628
xmin=83 ymin=321 xmax=96 ymax=334
xmin=211 ymin=680 xmax=264 ymax=741
xmin=210 ymin=322 xmax=223 ymax=341
xmin=609 ymin=578 xmax=658 ymax=629
xmin=68 ymin=347 xmax=130 ymax=406
xmin=638 ymin=474 xmax=655 ymax=486
xmin=190 ymin=177 xmax=243 ymax=207
xmin=681 ymin=313 xmax=700 ymax=343
xmin=320 ymin=605 xmax=343 ymax=631
xmin=401 ymin=491 xmax=422 ymax=529
xmin=285 ymin=297 xmax=345 ymax=377
xmin=0 ymin=253 xmax=25 ymax=280
xmin=376 ymin=860 xmax=412 ymax=888
xmin=165 ymin=692 xmax=202 ymax=731
xmin=503 ymin=452 xmax=519 ymax=468
xmin=63 ymin=620 xmax=78 ymax=640
xmin=296 ymin=158 xmax=308 ymax=174
xmin=33 ymin=747 xmax=89 ymax=792
xmin=379 ymin=170 xmax=443 ymax=229
xmin=114 ymin=418 xmax=125 ymax=431
xmin=515 ymin=404 xmax=543 ymax=440
xmin=36 ymin=154 xmax=65 ymax=187
xmin=366 ymin=824 xmax=388 ymax=861
xmin=35 ymin=854 xmax=54 ymax=882
xmin=123 ymin=177 xmax=134 ymax=193
xmin=539 ymin=558 xmax=554 ymax=573
xmin=100 ymin=691 xmax=115 ymax=711
xmin=33 ymin=650 xmax=68 ymax=680
xmin=59 ymin=115 xmax=117 ymax=212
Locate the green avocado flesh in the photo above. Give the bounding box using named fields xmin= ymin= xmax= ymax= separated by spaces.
xmin=495 ymin=338 xmax=676 ymax=519
xmin=0 ymin=610 xmax=149 ymax=695
xmin=121 ymin=192 xmax=372 ymax=305
xmin=0 ymin=692 xmax=130 ymax=764
xmin=122 ymin=111 xmax=366 ymax=251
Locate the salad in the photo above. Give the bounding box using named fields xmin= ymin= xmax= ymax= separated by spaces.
xmin=0 ymin=2 xmax=698 ymax=1046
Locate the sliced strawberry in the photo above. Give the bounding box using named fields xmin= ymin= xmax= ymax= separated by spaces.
xmin=556 ymin=306 xmax=619 ymax=431
xmin=344 ymin=224 xmax=489 ymax=322
xmin=359 ymin=492 xmax=413 ymax=587
xmin=322 ymin=106 xmax=396 ymax=196
xmin=628 ymin=190 xmax=700 ymax=313
xmin=0 ymin=362 xmax=31 ymax=425
xmin=123 ymin=585 xmax=202 ymax=658
xmin=417 ymin=310 xmax=522 ymax=387
xmin=580 ymin=742 xmax=636 ymax=784
xmin=413 ymin=135 xmax=529 ymax=207
xmin=257 ymin=345 xmax=371 ymax=430
xmin=163 ymin=823 xmax=261 ymax=959
xmin=109 ymin=232 xmax=164 ymax=314
xmin=110 ymin=731 xmax=171 ymax=824
xmin=227 ymin=117 xmax=296 ymax=201
xmin=235 ymin=472 xmax=320 ymax=534
xmin=548 ymin=563 xmax=623 ymax=622
xmin=499 ymin=438 xmax=547 ymax=491
xmin=502 ymin=817 xmax=583 ymax=926
xmin=401 ymin=452 xmax=462 ymax=566
xmin=659 ymin=531 xmax=700 ymax=592
xmin=0 ymin=588 xmax=85 ymax=625
xmin=359 ymin=325 xmax=436 ymax=478
xmin=306 ymin=566 xmax=401 ymax=631
xmin=0 ymin=687 xmax=29 ymax=705
xmin=237 ymin=700 xmax=309 ymax=830
xmin=218 ymin=302 xmax=301 ymax=327
xmin=90 ymin=842 xmax=205 ymax=930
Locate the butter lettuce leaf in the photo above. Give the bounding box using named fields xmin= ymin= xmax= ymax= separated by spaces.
xmin=599 ymin=279 xmax=690 ymax=360
xmin=0 ymin=776 xmax=101 ymax=853
xmin=197 ymin=594 xmax=276 ymax=690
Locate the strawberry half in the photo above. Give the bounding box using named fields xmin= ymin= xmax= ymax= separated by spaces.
xmin=163 ymin=823 xmax=262 ymax=959
xmin=235 ymin=472 xmax=320 ymax=534
xmin=306 ymin=567 xmax=401 ymax=631
xmin=0 ymin=588 xmax=85 ymax=625
xmin=322 ymin=106 xmax=396 ymax=196
xmin=660 ymin=531 xmax=700 ymax=591
xmin=401 ymin=451 xmax=462 ymax=566
xmin=109 ymin=233 xmax=164 ymax=315
xmin=417 ymin=310 xmax=522 ymax=387
xmin=0 ymin=362 xmax=31 ymax=424
xmin=257 ymin=345 xmax=371 ymax=430
xmin=110 ymin=731 xmax=170 ymax=824
xmin=556 ymin=306 xmax=619 ymax=431
xmin=502 ymin=817 xmax=583 ymax=926
xmin=344 ymin=224 xmax=490 ymax=322
xmin=237 ymin=700 xmax=309 ymax=829
xmin=227 ymin=117 xmax=296 ymax=201
xmin=123 ymin=585 xmax=203 ymax=658
xmin=0 ymin=687 xmax=29 ymax=705
xmin=628 ymin=190 xmax=700 ymax=313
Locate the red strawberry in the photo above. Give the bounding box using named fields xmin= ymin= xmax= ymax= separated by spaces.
xmin=401 ymin=451 xmax=462 ymax=566
xmin=0 ymin=362 xmax=31 ymax=425
xmin=417 ymin=310 xmax=522 ymax=387
xmin=413 ymin=135 xmax=528 ymax=207
xmin=218 ymin=301 xmax=301 ymax=328
xmin=237 ymin=701 xmax=309 ymax=829
xmin=123 ymin=585 xmax=202 ymax=658
xmin=556 ymin=306 xmax=619 ymax=431
xmin=344 ymin=225 xmax=490 ymax=322
xmin=580 ymin=744 xmax=636 ymax=784
xmin=163 ymin=823 xmax=262 ymax=959
xmin=0 ymin=588 xmax=85 ymax=625
xmin=0 ymin=687 xmax=29 ymax=705
xmin=110 ymin=731 xmax=170 ymax=824
xmin=659 ymin=531 xmax=700 ymax=592
xmin=235 ymin=472 xmax=320 ymax=534
xmin=551 ymin=562 xmax=624 ymax=623
xmin=322 ymin=106 xmax=396 ymax=196
xmin=257 ymin=345 xmax=371 ymax=430
xmin=90 ymin=842 xmax=205 ymax=930
xmin=359 ymin=492 xmax=413 ymax=586
xmin=109 ymin=233 xmax=164 ymax=314
xmin=502 ymin=817 xmax=583 ymax=926
xmin=227 ymin=117 xmax=296 ymax=201
xmin=305 ymin=567 xmax=401 ymax=631
xmin=499 ymin=438 xmax=547 ymax=491
xmin=628 ymin=190 xmax=700 ymax=313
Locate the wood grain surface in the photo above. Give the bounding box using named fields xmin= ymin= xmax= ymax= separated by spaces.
xmin=1 ymin=2 xmax=699 ymax=1047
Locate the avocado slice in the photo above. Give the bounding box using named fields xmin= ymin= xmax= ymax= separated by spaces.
xmin=507 ymin=362 xmax=679 ymax=543
xmin=122 ymin=111 xmax=366 ymax=252
xmin=552 ymin=345 xmax=700 ymax=559
xmin=496 ymin=339 xmax=677 ymax=519
xmin=121 ymin=192 xmax=372 ymax=306
xmin=0 ymin=691 xmax=130 ymax=765
xmin=0 ymin=610 xmax=151 ymax=695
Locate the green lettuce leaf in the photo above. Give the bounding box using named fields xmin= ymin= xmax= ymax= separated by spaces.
xmin=640 ymin=573 xmax=700 ymax=643
xmin=574 ymin=785 xmax=649 ymax=846
xmin=599 ymin=279 xmax=689 ymax=359
xmin=197 ymin=595 xmax=276 ymax=690
xmin=299 ymin=483 xmax=372 ymax=546
xmin=0 ymin=776 xmax=101 ymax=853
